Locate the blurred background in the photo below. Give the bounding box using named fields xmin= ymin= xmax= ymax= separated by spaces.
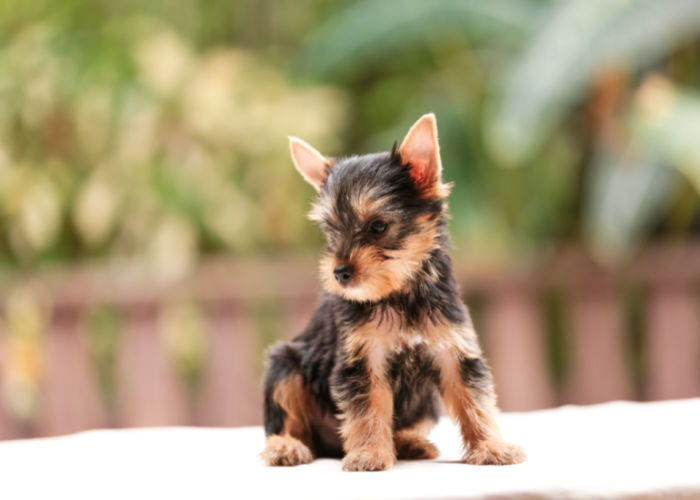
xmin=1 ymin=0 xmax=700 ymax=439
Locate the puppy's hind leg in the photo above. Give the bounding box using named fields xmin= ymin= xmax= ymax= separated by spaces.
xmin=261 ymin=342 xmax=314 ymax=466
xmin=394 ymin=418 xmax=439 ymax=460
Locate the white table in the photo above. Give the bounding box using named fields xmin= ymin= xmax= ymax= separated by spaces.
xmin=1 ymin=399 xmax=699 ymax=499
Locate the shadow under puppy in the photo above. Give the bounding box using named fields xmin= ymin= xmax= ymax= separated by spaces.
xmin=262 ymin=114 xmax=525 ymax=471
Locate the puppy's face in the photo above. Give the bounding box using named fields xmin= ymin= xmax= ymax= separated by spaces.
xmin=290 ymin=114 xmax=450 ymax=302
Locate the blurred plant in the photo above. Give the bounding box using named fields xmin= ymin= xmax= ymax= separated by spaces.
xmin=2 ymin=0 xmax=700 ymax=270
xmin=86 ymin=306 xmax=120 ymax=416
xmin=0 ymin=22 xmax=347 ymax=277
xmin=486 ymin=0 xmax=700 ymax=166
xmin=485 ymin=0 xmax=700 ymax=261
xmin=300 ymin=0 xmax=548 ymax=80
xmin=303 ymin=0 xmax=700 ymax=263
xmin=160 ymin=300 xmax=208 ymax=396
xmin=583 ymin=74 xmax=700 ymax=260
xmin=252 ymin=299 xmax=284 ymax=376
xmin=1 ymin=287 xmax=47 ymax=424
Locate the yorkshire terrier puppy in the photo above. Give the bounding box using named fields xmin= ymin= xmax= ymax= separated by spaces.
xmin=261 ymin=114 xmax=525 ymax=471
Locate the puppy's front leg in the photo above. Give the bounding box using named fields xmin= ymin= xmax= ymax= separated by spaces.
xmin=332 ymin=342 xmax=395 ymax=471
xmin=434 ymin=337 xmax=525 ymax=465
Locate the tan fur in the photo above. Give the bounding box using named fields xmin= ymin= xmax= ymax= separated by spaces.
xmin=338 ymin=325 xmax=396 ymax=471
xmin=339 ymin=379 xmax=395 ymax=471
xmin=342 ymin=445 xmax=396 ymax=472
xmin=340 ymin=382 xmax=395 ymax=471
xmin=337 ymin=315 xmax=449 ymax=468
xmin=465 ymin=438 xmax=526 ymax=466
xmin=352 ymin=188 xmax=387 ymax=222
xmin=341 ymin=315 xmax=397 ymax=364
xmin=307 ymin=200 xmax=327 ymax=223
xmin=419 ymin=179 xmax=452 ymax=200
xmin=426 ymin=322 xmax=483 ymax=358
xmin=273 ymin=374 xmax=312 ymax=445
xmin=394 ymin=419 xmax=439 ymax=460
xmin=261 ymin=435 xmax=313 ymax=466
xmin=438 ymin=350 xmax=498 ymax=444
xmin=340 ymin=316 xmax=518 ymax=468
xmin=261 ymin=373 xmax=315 ymax=466
xmin=308 ymin=186 xmax=386 ymax=225
xmin=434 ymin=349 xmax=525 ymax=465
xmin=329 ymin=292 xmax=522 ymax=468
xmin=403 ymin=417 xmax=436 ymax=437
xmin=320 ymin=213 xmax=442 ymax=302
xmin=343 ymin=308 xmax=482 ymax=360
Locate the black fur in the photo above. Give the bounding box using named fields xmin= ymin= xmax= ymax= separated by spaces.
xmin=263 ymin=143 xmax=492 ymax=459
xmin=331 ymin=352 xmax=371 ymax=413
xmin=339 ymin=249 xmax=468 ymax=328
xmin=459 ymin=356 xmax=492 ymax=397
xmin=388 ymin=345 xmax=441 ymax=430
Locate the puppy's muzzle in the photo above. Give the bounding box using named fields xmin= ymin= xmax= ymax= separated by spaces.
xmin=333 ymin=264 xmax=354 ymax=286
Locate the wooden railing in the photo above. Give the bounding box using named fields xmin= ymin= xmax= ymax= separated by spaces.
xmin=1 ymin=245 xmax=699 ymax=440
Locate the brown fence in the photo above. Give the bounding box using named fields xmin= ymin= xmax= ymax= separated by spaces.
xmin=1 ymin=245 xmax=699 ymax=440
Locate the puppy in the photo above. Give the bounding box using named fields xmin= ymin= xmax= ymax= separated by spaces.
xmin=261 ymin=114 xmax=525 ymax=471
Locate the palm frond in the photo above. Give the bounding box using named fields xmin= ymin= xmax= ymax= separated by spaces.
xmin=629 ymin=76 xmax=700 ymax=191
xmin=583 ymin=147 xmax=678 ymax=262
xmin=299 ymin=0 xmax=549 ymax=79
xmin=487 ymin=0 xmax=700 ymax=166
xmin=583 ymin=76 xmax=700 ymax=260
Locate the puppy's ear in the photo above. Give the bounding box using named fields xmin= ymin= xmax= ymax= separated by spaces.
xmin=289 ymin=137 xmax=333 ymax=191
xmin=397 ymin=113 xmax=449 ymax=198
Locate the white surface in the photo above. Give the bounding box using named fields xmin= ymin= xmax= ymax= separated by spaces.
xmin=1 ymin=399 xmax=699 ymax=500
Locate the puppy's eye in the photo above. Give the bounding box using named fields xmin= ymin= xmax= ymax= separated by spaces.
xmin=369 ymin=220 xmax=387 ymax=234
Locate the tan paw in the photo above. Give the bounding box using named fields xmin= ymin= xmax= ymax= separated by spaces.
xmin=261 ymin=435 xmax=313 ymax=466
xmin=395 ymin=435 xmax=439 ymax=460
xmin=342 ymin=447 xmax=395 ymax=471
xmin=465 ymin=440 xmax=525 ymax=465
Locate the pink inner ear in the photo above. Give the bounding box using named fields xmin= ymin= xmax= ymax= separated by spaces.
xmin=289 ymin=137 xmax=330 ymax=190
xmin=409 ymin=157 xmax=435 ymax=191
xmin=399 ymin=114 xmax=442 ymax=192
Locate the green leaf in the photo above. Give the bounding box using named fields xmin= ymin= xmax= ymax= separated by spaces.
xmin=583 ymin=145 xmax=678 ymax=262
xmin=584 ymin=77 xmax=700 ymax=261
xmin=487 ymin=0 xmax=700 ymax=166
xmin=300 ymin=0 xmax=549 ymax=79
xmin=629 ymin=77 xmax=700 ymax=192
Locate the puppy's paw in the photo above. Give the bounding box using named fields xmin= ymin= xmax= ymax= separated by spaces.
xmin=465 ymin=440 xmax=525 ymax=466
xmin=342 ymin=447 xmax=395 ymax=471
xmin=261 ymin=435 xmax=313 ymax=466
xmin=395 ymin=435 xmax=439 ymax=460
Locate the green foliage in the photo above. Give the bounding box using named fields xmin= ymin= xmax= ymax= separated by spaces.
xmin=300 ymin=0 xmax=548 ymax=80
xmin=161 ymin=301 xmax=208 ymax=395
xmin=486 ymin=0 xmax=700 ymax=166
xmin=87 ymin=306 xmax=120 ymax=412
xmin=2 ymin=0 xmax=700 ymax=270
xmin=0 ymin=21 xmax=346 ymax=276
xmin=305 ymin=0 xmax=700 ymax=262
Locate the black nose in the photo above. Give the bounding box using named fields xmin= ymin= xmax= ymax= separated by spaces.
xmin=333 ymin=264 xmax=354 ymax=285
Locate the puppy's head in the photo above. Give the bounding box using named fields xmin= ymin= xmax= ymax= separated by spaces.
xmin=290 ymin=113 xmax=451 ymax=302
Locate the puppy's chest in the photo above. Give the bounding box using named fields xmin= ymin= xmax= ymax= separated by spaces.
xmin=359 ymin=317 xmax=442 ymax=375
xmin=387 ymin=327 xmax=427 ymax=351
xmin=356 ymin=313 xmax=451 ymax=357
xmin=385 ymin=341 xmax=440 ymax=387
xmin=345 ymin=309 xmax=464 ymax=378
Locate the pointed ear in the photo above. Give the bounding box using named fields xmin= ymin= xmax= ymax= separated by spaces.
xmin=398 ymin=113 xmax=449 ymax=198
xmin=289 ymin=137 xmax=333 ymax=191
